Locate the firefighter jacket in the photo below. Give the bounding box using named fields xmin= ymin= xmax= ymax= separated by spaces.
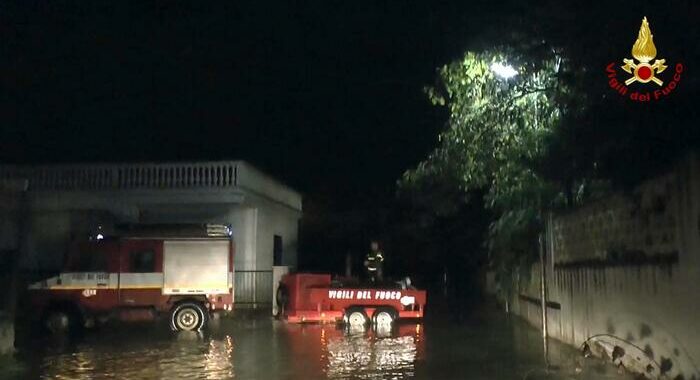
xmin=365 ymin=250 xmax=384 ymax=271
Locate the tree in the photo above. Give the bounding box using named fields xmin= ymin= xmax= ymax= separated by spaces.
xmin=400 ymin=45 xmax=577 ymax=292
xmin=400 ymin=3 xmax=700 ymax=299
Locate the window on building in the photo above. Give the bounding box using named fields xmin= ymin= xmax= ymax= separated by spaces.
xmin=130 ymin=250 xmax=155 ymax=273
xmin=273 ymin=235 xmax=283 ymax=266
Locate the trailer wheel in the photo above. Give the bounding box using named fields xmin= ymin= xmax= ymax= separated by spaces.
xmin=170 ymin=302 xmax=207 ymax=332
xmin=344 ymin=307 xmax=368 ymax=327
xmin=373 ymin=307 xmax=397 ymax=326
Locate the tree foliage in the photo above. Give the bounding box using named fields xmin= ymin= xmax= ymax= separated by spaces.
xmin=400 ymin=46 xmax=577 ymax=290
xmin=400 ymin=4 xmax=700 ymax=296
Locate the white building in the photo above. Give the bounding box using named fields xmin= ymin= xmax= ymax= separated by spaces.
xmin=0 ymin=161 xmax=302 ymax=307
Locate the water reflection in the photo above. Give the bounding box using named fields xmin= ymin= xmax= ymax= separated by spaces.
xmin=5 ymin=311 xmax=634 ymax=380
xmin=326 ymin=333 xmax=418 ymax=379
xmin=36 ymin=330 xmax=235 ymax=380
xmin=281 ymin=323 xmax=423 ymax=380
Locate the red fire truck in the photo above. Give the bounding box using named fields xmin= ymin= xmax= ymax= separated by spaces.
xmin=28 ymin=224 xmax=234 ymax=332
xmin=276 ymin=273 xmax=427 ymax=326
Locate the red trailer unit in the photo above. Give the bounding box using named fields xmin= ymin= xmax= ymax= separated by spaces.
xmin=277 ymin=273 xmax=426 ymax=326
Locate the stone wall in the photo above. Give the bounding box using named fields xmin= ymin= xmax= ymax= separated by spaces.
xmin=550 ymin=172 xmax=679 ymax=265
xmin=511 ymin=155 xmax=700 ymax=380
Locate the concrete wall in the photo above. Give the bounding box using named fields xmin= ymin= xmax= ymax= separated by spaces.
xmin=236 ymin=162 xmax=302 ymax=212
xmin=0 ymin=313 xmax=13 ymax=356
xmin=236 ymin=162 xmax=301 ymax=270
xmin=0 ymin=189 xmax=21 ymax=357
xmin=512 ymin=155 xmax=700 ymax=380
xmin=230 ymin=207 xmax=259 ymax=271
xmin=254 ymin=199 xmax=300 ymax=270
xmin=0 ymin=212 xmax=18 ymax=253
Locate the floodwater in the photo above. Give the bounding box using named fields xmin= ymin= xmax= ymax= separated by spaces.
xmin=1 ymin=308 xmax=632 ymax=380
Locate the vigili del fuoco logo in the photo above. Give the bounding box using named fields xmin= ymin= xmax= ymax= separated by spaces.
xmin=606 ymin=17 xmax=684 ymax=102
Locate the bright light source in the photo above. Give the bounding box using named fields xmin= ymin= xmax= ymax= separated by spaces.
xmin=96 ymin=233 xmax=104 ymax=240
xmin=491 ymin=62 xmax=518 ymax=79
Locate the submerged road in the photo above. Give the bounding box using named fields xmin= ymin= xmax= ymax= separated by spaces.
xmin=1 ymin=307 xmax=632 ymax=380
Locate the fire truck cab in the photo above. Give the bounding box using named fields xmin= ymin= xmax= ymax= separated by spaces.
xmin=28 ymin=224 xmax=234 ymax=333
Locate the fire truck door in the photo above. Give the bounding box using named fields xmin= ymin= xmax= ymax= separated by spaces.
xmin=118 ymin=240 xmax=163 ymax=307
xmin=66 ymin=242 xmax=120 ymax=312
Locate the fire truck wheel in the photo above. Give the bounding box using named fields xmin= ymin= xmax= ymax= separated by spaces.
xmin=44 ymin=310 xmax=71 ymax=334
xmin=344 ymin=307 xmax=369 ymax=327
xmin=373 ymin=307 xmax=397 ymax=326
xmin=170 ymin=302 xmax=207 ymax=332
xmin=42 ymin=304 xmax=83 ymax=335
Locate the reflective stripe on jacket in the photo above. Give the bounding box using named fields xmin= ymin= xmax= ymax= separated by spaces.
xmin=366 ymin=251 xmax=384 ymax=270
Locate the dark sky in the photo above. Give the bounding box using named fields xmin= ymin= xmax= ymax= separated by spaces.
xmin=1 ymin=1 xmax=511 ymax=199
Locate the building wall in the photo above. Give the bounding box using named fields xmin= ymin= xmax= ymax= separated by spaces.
xmin=511 ymin=156 xmax=700 ymax=380
xmin=0 ymin=313 xmax=13 ymax=356
xmin=253 ymin=197 xmax=300 ymax=270
xmin=236 ymin=162 xmax=302 ymax=211
xmin=229 ymin=207 xmax=259 ymax=271
xmin=25 ymin=211 xmax=71 ymax=270
xmin=0 ymin=193 xmax=19 ymax=252
xmin=0 ymin=184 xmax=26 ymax=356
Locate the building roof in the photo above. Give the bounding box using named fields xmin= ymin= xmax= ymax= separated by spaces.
xmin=0 ymin=160 xmax=302 ymax=211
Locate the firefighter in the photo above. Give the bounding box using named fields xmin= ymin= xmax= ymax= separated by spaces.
xmin=364 ymin=241 xmax=384 ymax=283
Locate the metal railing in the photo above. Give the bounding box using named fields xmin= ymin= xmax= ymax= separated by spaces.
xmin=234 ymin=270 xmax=273 ymax=307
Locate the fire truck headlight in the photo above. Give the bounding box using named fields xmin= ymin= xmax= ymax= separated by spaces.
xmin=400 ymin=296 xmax=415 ymax=306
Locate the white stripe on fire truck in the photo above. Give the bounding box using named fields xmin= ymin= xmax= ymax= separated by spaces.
xmin=120 ymin=272 xmax=164 ymax=288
